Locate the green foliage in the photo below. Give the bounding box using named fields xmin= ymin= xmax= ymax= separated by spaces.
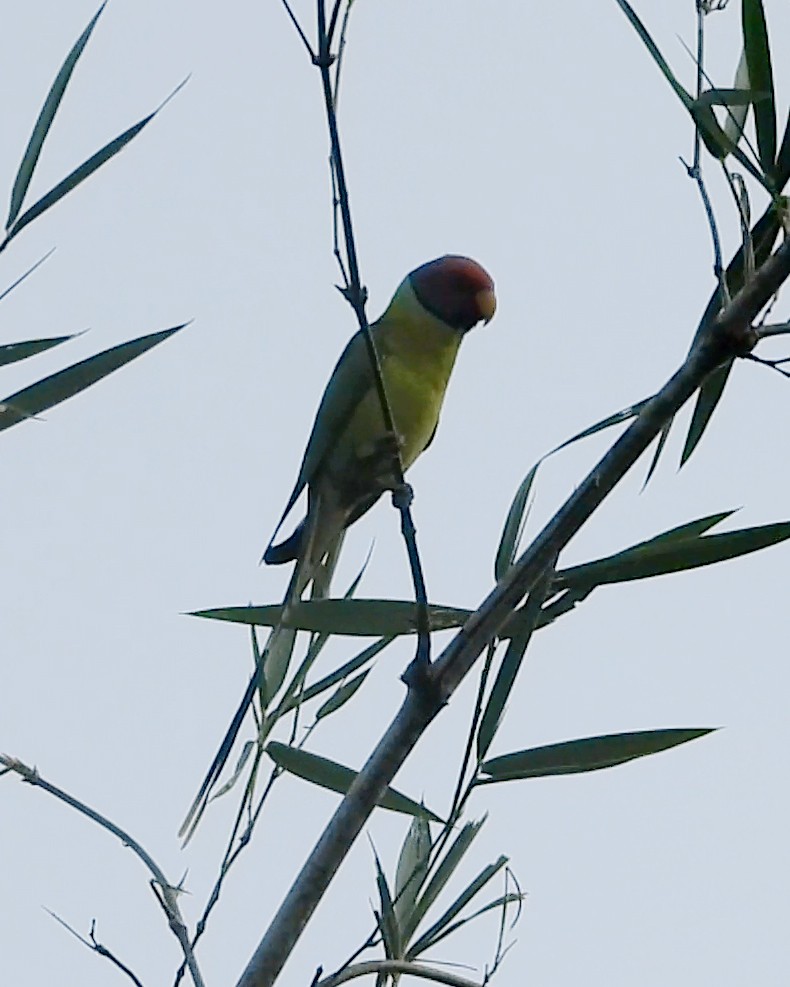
xmin=479 ymin=729 xmax=715 ymax=782
xmin=0 ymin=327 xmax=185 ymax=432
xmin=265 ymin=741 xmax=442 ymax=821
xmin=0 ymin=4 xmax=186 ymax=434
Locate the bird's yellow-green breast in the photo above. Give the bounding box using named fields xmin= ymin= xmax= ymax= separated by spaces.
xmin=366 ymin=277 xmax=463 ymax=468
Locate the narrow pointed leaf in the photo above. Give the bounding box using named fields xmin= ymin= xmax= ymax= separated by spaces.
xmin=553 ymin=509 xmax=737 ymax=590
xmin=265 ymin=742 xmax=442 ymax=821
xmin=635 ymin=510 xmax=737 ymax=546
xmin=723 ymin=50 xmax=751 ymax=148
xmin=691 ymin=103 xmax=770 ymax=187
xmin=742 ymin=0 xmax=776 ymax=177
xmin=614 ymin=0 xmax=771 ymax=187
xmin=394 ymin=816 xmax=432 ymax=935
xmin=531 ymin=585 xmax=594 ymax=631
xmin=407 ymin=856 xmax=508 ymax=958
xmin=210 ymin=740 xmax=255 ymax=801
xmin=494 ymin=463 xmax=539 ymax=581
xmin=0 ymin=249 xmax=56 ymax=304
xmin=0 ymin=334 xmax=76 ymax=368
xmin=249 ymin=623 xmax=267 ymax=706
xmin=281 ymin=637 xmax=393 ymax=713
xmin=407 ymin=893 xmax=523 ymax=959
xmin=343 ymin=541 xmax=373 ymax=598
xmin=479 ymin=728 xmax=715 ymax=782
xmin=315 ymin=669 xmax=370 ymax=720
xmin=0 ymin=325 xmax=184 ymax=433
xmin=7 ymin=4 xmax=107 ymax=228
xmin=612 ymin=0 xmax=691 ymax=108
xmin=641 ymin=418 xmax=672 ymax=489
xmin=374 ymin=850 xmax=401 ymax=959
xmin=777 ymin=108 xmax=790 ymax=184
xmin=694 ymin=87 xmax=769 ymax=108
xmin=192 ymin=599 xmax=472 ymax=636
xmin=477 ymin=577 xmax=549 ymax=762
xmin=5 ymin=113 xmax=154 ymax=247
xmin=405 ymin=819 xmax=485 ymax=943
xmin=261 ymin=626 xmax=297 ymax=705
xmin=557 ymin=517 xmax=789 ymax=588
xmin=680 ymin=359 xmax=734 ymax=467
xmin=548 ymin=398 xmax=649 ymax=455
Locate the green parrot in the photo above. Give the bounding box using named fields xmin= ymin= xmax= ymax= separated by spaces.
xmin=180 ymin=255 xmax=496 ymax=838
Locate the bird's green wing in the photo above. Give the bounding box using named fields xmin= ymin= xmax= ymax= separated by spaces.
xmin=267 ymin=331 xmax=377 ymax=542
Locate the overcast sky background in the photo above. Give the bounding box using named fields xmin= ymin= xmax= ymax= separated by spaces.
xmin=3 ymin=2 xmax=790 ymax=985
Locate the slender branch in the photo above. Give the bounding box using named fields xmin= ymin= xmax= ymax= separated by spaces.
xmin=279 ymin=0 xmax=316 ymax=59
xmin=723 ymin=167 xmax=754 ymax=282
xmin=47 ymin=912 xmax=145 ymax=987
xmin=326 ymin=0 xmax=344 ymax=50
xmin=693 ymin=0 xmax=704 ymax=173
xmin=174 ymin=750 xmax=277 ymax=986
xmin=312 ymin=0 xmax=432 ymax=663
xmin=447 ymin=642 xmax=496 ymax=824
xmin=1 ymin=755 xmax=205 ymax=987
xmin=332 ymin=0 xmax=353 ymax=106
xmin=754 ymin=319 xmax=790 ymax=339
xmin=681 ymin=154 xmax=725 ymax=301
xmin=743 ymin=353 xmax=790 ymax=378
xmin=316 ymin=959 xmax=484 ymax=987
xmin=235 ymin=232 xmax=790 ymax=986
xmin=680 ymin=6 xmax=726 ymax=302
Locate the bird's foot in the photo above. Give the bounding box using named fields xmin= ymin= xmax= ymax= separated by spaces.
xmin=391 ymin=481 xmax=414 ymax=511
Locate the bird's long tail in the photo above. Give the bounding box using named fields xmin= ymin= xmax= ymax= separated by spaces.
xmin=178 ymin=500 xmax=342 ymax=843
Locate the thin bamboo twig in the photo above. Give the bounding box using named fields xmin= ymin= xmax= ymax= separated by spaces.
xmin=313 ymin=0 xmax=432 ymax=665
xmin=1 ymin=755 xmax=205 ymax=987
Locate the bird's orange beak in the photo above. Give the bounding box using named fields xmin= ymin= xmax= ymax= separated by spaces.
xmin=475 ymin=287 xmax=497 ymax=324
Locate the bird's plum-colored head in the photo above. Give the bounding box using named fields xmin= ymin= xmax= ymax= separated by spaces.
xmin=409 ymin=255 xmax=496 ymax=333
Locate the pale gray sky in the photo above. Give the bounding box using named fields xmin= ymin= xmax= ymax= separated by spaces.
xmin=3 ymin=2 xmax=790 ymax=985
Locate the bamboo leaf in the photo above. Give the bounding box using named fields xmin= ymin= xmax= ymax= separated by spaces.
xmin=404 ymin=819 xmax=485 ymax=944
xmin=0 ymin=334 xmax=76 ymax=368
xmin=315 ymin=670 xmax=370 ymax=720
xmin=407 ymin=892 xmax=523 ymax=959
xmin=694 ymin=87 xmax=768 ymax=108
xmin=477 ymin=577 xmax=549 ymax=762
xmin=548 ymin=398 xmax=649 ymax=455
xmin=479 ymin=728 xmax=715 ymax=782
xmin=7 ymin=4 xmax=106 ymax=227
xmin=261 ymin=627 xmax=297 ymax=705
xmin=210 ymin=741 xmax=255 ymax=801
xmin=777 ymin=111 xmax=790 ymax=185
xmin=494 ymin=463 xmax=539 ymax=581
xmin=723 ymin=50 xmax=751 ymax=149
xmin=407 ymin=856 xmax=508 ymax=958
xmin=641 ymin=418 xmax=672 ymax=489
xmin=557 ymin=516 xmax=789 ymax=588
xmin=742 ymin=0 xmax=776 ymax=177
xmin=192 ymin=599 xmax=472 ymax=637
xmin=393 ymin=816 xmax=432 ymax=936
xmin=282 ymin=637 xmax=393 ymax=713
xmin=0 ymin=325 xmax=185 ymax=433
xmin=612 ymin=0 xmax=692 ymax=108
xmin=265 ymin=742 xmax=442 ymax=821
xmin=5 ymin=114 xmax=153 ymax=247
xmin=0 ymin=249 xmax=56 ymax=304
xmin=691 ymin=102 xmax=771 ymax=188
xmin=374 ymin=850 xmax=401 ymax=959
xmin=680 ymin=359 xmax=734 ymax=467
